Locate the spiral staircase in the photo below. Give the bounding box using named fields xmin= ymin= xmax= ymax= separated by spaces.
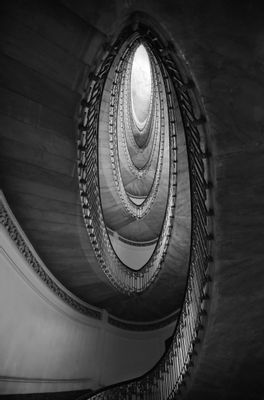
xmin=0 ymin=1 xmax=264 ymax=400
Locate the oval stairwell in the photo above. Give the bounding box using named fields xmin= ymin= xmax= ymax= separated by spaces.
xmin=0 ymin=1 xmax=264 ymax=400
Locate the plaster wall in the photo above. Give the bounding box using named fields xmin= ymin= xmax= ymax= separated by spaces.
xmin=0 ymin=223 xmax=174 ymax=395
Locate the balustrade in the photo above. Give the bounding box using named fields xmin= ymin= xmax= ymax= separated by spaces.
xmin=77 ymin=31 xmax=178 ymax=294
xmin=77 ymin=23 xmax=213 ymax=400
xmin=109 ymin=51 xmax=166 ymax=219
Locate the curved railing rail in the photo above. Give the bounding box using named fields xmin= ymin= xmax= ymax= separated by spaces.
xmin=109 ymin=48 xmax=166 ymax=219
xmin=107 ymin=227 xmax=158 ymax=247
xmin=124 ymin=45 xmax=156 ymax=150
xmin=118 ymin=52 xmax=159 ymax=181
xmin=77 ymin=29 xmax=178 ymax=294
xmin=78 ymin=21 xmax=214 ymax=400
xmin=108 ymin=308 xmax=180 ymax=332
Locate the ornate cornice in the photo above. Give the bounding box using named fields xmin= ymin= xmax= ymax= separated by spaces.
xmin=0 ymin=190 xmax=181 ymax=330
xmin=0 ymin=193 xmax=101 ymax=320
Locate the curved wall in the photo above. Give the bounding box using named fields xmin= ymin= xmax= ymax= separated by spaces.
xmin=0 ymin=0 xmax=191 ymax=323
xmin=0 ymin=193 xmax=174 ymax=395
xmin=58 ymin=1 xmax=264 ymax=399
xmin=1 ymin=1 xmax=263 ymax=399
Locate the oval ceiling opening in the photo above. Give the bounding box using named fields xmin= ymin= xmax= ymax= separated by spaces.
xmin=131 ymin=44 xmax=152 ymax=130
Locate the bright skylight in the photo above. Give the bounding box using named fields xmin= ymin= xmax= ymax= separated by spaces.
xmin=131 ymin=44 xmax=152 ymax=129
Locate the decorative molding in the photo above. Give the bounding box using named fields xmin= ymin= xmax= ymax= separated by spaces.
xmin=0 ymin=191 xmax=179 ymax=331
xmin=0 ymin=191 xmax=101 ymax=320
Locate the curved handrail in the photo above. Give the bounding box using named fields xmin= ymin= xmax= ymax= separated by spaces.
xmin=118 ymin=52 xmax=159 ymax=181
xmin=107 ymin=227 xmax=158 ymax=247
xmin=77 ymin=30 xmax=178 ymax=294
xmin=109 ymin=48 xmax=166 ymax=219
xmin=107 ymin=308 xmax=180 ymax=332
xmin=125 ymin=44 xmax=156 ymax=150
xmin=78 ymin=21 xmax=214 ymax=400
